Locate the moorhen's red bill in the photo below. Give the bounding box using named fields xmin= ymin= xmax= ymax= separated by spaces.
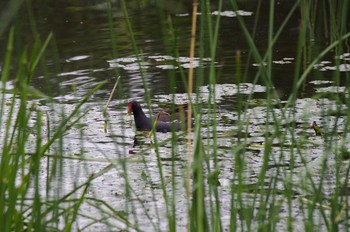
xmin=128 ymin=100 xmax=184 ymax=132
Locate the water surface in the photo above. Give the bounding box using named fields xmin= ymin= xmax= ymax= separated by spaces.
xmin=2 ymin=0 xmax=350 ymax=231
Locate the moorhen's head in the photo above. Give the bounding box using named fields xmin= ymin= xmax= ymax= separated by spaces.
xmin=128 ymin=100 xmax=142 ymax=116
xmin=128 ymin=100 xmax=152 ymax=131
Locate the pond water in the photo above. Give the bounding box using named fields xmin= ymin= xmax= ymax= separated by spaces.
xmin=6 ymin=0 xmax=342 ymax=101
xmin=2 ymin=0 xmax=350 ymax=231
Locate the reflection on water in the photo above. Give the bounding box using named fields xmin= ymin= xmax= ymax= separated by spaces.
xmin=4 ymin=0 xmax=323 ymax=102
xmin=1 ymin=78 xmax=349 ymax=230
xmin=107 ymin=55 xmax=213 ymax=70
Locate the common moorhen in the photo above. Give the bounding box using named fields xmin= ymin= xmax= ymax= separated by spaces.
xmin=128 ymin=100 xmax=187 ymax=132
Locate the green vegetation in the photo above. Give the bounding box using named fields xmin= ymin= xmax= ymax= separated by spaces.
xmin=1 ymin=0 xmax=350 ymax=231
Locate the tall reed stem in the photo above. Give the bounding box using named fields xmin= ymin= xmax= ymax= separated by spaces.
xmin=186 ymin=0 xmax=198 ymax=201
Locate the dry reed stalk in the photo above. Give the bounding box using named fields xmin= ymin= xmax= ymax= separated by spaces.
xmin=103 ymin=76 xmax=120 ymax=133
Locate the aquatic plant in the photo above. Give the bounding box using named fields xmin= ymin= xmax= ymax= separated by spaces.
xmin=1 ymin=0 xmax=350 ymax=231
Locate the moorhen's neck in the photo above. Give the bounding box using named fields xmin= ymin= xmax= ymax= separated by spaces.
xmin=129 ymin=100 xmax=152 ymax=130
xmin=131 ymin=101 xmax=147 ymax=119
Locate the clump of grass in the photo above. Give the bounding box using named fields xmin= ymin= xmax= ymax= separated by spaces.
xmin=0 ymin=23 xmax=110 ymax=232
xmin=115 ymin=0 xmax=350 ymax=231
xmin=2 ymin=0 xmax=350 ymax=231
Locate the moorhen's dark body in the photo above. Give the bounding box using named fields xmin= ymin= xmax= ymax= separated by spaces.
xmin=128 ymin=100 xmax=186 ymax=132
